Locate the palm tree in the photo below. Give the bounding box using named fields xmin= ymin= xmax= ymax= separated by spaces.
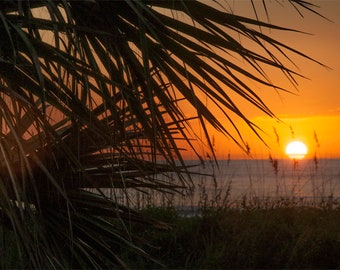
xmin=0 ymin=0 xmax=326 ymax=268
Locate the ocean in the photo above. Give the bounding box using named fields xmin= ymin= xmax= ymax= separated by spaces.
xmin=107 ymin=158 xmax=340 ymax=209
xmin=188 ymin=158 xmax=340 ymax=202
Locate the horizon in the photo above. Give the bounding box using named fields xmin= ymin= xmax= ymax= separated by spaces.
xmin=182 ymin=156 xmax=340 ymax=162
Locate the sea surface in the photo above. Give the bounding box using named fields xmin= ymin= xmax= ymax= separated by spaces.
xmin=187 ymin=158 xmax=340 ymax=203
xmin=108 ymin=158 xmax=340 ymax=209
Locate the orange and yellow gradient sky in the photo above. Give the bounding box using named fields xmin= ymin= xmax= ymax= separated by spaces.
xmin=185 ymin=0 xmax=340 ymax=160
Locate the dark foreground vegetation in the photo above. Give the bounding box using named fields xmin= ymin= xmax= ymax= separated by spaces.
xmin=124 ymin=206 xmax=340 ymax=269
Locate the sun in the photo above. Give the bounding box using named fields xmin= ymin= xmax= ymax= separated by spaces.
xmin=285 ymin=140 xmax=308 ymax=159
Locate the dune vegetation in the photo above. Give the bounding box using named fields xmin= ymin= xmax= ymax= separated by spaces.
xmin=127 ymin=205 xmax=340 ymax=269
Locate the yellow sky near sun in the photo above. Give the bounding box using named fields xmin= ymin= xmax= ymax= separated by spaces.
xmin=223 ymin=115 xmax=340 ymax=159
xmin=244 ymin=0 xmax=340 ymax=159
xmin=181 ymin=0 xmax=340 ymax=160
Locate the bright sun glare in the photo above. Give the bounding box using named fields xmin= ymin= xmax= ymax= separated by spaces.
xmin=285 ymin=141 xmax=308 ymax=159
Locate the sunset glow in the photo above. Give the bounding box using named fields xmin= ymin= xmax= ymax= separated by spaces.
xmin=285 ymin=141 xmax=308 ymax=159
xmin=198 ymin=1 xmax=340 ymax=160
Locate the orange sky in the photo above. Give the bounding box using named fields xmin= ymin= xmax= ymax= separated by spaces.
xmin=183 ymin=0 xmax=340 ymax=160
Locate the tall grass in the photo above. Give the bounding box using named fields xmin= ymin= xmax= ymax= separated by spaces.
xmin=120 ymin=206 xmax=340 ymax=269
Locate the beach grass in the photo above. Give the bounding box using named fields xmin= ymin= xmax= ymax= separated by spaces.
xmin=124 ymin=205 xmax=340 ymax=269
xmin=2 ymin=203 xmax=339 ymax=269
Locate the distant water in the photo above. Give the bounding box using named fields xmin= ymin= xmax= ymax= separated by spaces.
xmin=107 ymin=158 xmax=340 ymax=209
xmin=186 ymin=158 xmax=340 ymax=203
